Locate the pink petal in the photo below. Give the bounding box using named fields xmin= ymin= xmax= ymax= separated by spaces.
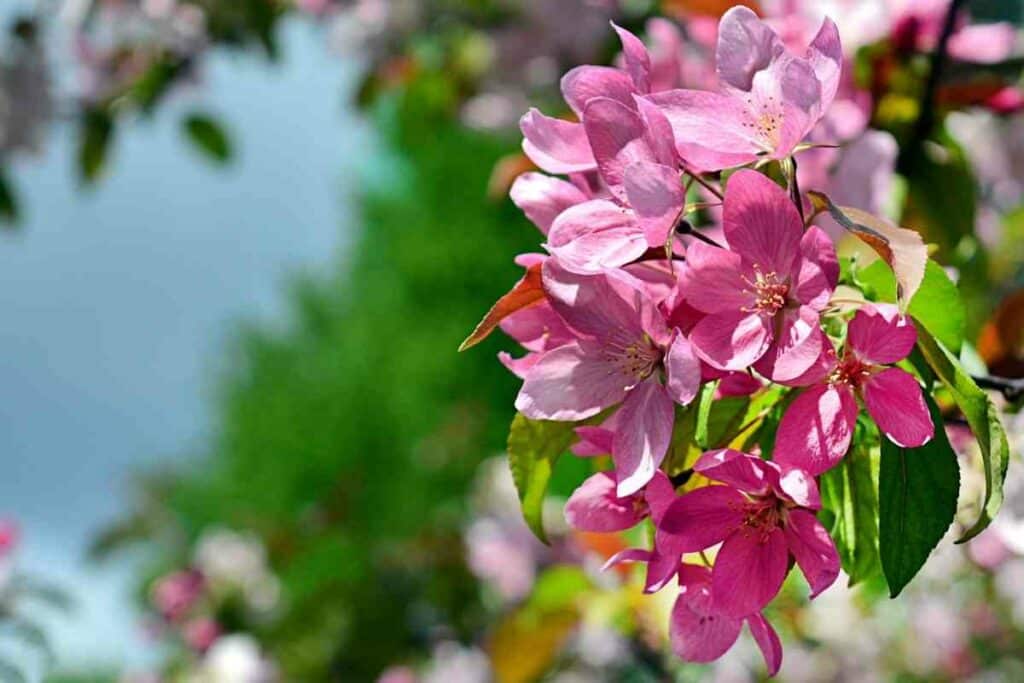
xmin=583 ymin=97 xmax=659 ymax=202
xmin=774 ymin=383 xmax=858 ymax=476
xmin=693 ymin=449 xmax=775 ymax=495
xmin=613 ymin=379 xmax=675 ymax=496
xmin=848 ymin=303 xmax=916 ymax=365
xmin=689 ymin=310 xmax=772 ymax=371
xmin=948 ymin=23 xmax=1018 ymax=64
xmin=546 ymin=199 xmax=647 ymax=274
xmin=565 ymin=472 xmax=646 ymax=532
xmin=499 ymin=300 xmax=573 ymax=352
xmin=520 ymin=109 xmax=595 ymax=174
xmin=634 ymin=96 xmax=677 ymax=166
xmin=571 ymin=425 xmax=614 ymax=457
xmin=541 ymin=260 xmax=646 ymax=339
xmin=776 ymin=337 xmax=838 ymax=388
xmin=783 ymin=508 xmax=840 ymax=598
xmin=645 ymin=90 xmax=762 ymax=170
xmin=646 ymin=17 xmax=685 ymax=92
xmin=560 ymin=65 xmax=636 ymax=117
xmin=678 ymin=241 xmax=753 ymax=315
xmin=717 ymin=371 xmax=763 ymax=397
xmin=515 ymin=341 xmax=630 ymax=421
xmin=656 ymin=485 xmax=746 ymax=552
xmin=806 ymin=17 xmax=842 ymax=114
xmin=776 ymin=467 xmax=821 ymax=510
xmin=862 ymin=367 xmax=934 ymax=448
xmin=715 ymin=6 xmax=784 ymax=92
xmin=670 ymin=580 xmax=743 ymax=663
xmin=711 ymin=527 xmax=790 ymax=617
xmin=753 ymin=305 xmax=825 ymax=383
xmin=745 ymin=613 xmax=783 ymax=676
xmin=498 ymin=351 xmax=539 ymax=379
xmin=722 ymin=169 xmax=802 ymax=276
xmin=644 ymin=470 xmax=677 ymax=524
xmin=793 ymin=225 xmax=838 ymax=309
xmin=665 ymin=334 xmax=701 ymax=406
xmin=613 ymin=23 xmax=652 ymax=93
xmin=644 ymin=547 xmax=684 ymax=594
xmin=509 ymin=172 xmax=588 ymax=236
xmin=623 ymin=161 xmax=684 ymax=248
xmin=601 ymin=547 xmax=652 ymax=572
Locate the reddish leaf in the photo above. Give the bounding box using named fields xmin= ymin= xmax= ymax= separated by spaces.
xmin=459 ymin=264 xmax=545 ymax=351
xmin=808 ymin=191 xmax=927 ymax=310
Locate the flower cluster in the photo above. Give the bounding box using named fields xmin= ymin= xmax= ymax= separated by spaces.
xmin=457 ymin=6 xmax=1012 ymax=676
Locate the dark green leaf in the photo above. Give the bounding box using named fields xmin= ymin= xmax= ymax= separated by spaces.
xmin=821 ymin=441 xmax=881 ymax=585
xmin=507 ymin=413 xmax=578 ymax=544
xmin=916 ymin=326 xmax=1010 ymax=541
xmin=0 ymin=167 xmax=18 ymax=225
xmin=859 ymin=258 xmax=966 ymax=353
xmin=78 ymin=109 xmax=113 ymax=185
xmin=694 ymin=381 xmax=716 ymax=449
xmin=183 ymin=114 xmax=233 ymax=164
xmin=132 ymin=59 xmax=182 ymax=113
xmin=879 ymin=394 xmax=960 ymax=597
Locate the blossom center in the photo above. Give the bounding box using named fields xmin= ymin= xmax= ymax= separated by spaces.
xmin=741 ymin=95 xmax=783 ymax=151
xmin=741 ymin=498 xmax=784 ymax=543
xmin=830 ymin=355 xmax=872 ymax=389
xmin=742 ymin=267 xmax=789 ymax=316
xmin=606 ymin=333 xmax=662 ymax=382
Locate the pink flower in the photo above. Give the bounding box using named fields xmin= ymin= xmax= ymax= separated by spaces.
xmin=151 ymin=569 xmax=204 ymax=622
xmin=679 ymin=169 xmax=837 ymax=382
xmin=497 ymin=283 xmax=575 ymax=379
xmin=670 ymin=563 xmax=782 ymax=675
xmin=647 ymin=6 xmax=842 ymax=170
xmin=182 ymin=617 xmax=221 ymax=652
xmin=774 ymin=303 xmax=934 ymax=475
xmin=565 ymin=470 xmax=674 ymax=532
xmin=0 ymin=521 xmax=18 ymax=558
xmin=890 ymin=0 xmax=1018 ymax=64
xmin=656 ymin=449 xmax=840 ymax=618
xmin=516 ymin=261 xmax=701 ymax=495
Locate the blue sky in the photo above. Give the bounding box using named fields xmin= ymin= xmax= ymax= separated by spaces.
xmin=0 ymin=15 xmax=371 ymax=670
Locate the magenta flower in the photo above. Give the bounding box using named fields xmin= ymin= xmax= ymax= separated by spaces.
xmin=656 ymin=449 xmax=840 ymax=618
xmin=774 ymin=303 xmax=934 ymax=476
xmin=151 ymin=569 xmax=205 ymax=623
xmin=679 ymin=169 xmax=837 ymax=382
xmin=516 ymin=261 xmax=701 ymax=495
xmin=565 ymin=470 xmax=675 ymax=533
xmin=601 ymin=553 xmax=782 ymax=674
xmin=646 ymin=6 xmax=841 ymax=171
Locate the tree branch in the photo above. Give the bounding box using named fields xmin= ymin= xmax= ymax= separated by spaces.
xmin=972 ymin=375 xmax=1024 ymax=403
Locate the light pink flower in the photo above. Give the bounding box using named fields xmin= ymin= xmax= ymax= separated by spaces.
xmin=890 ymin=0 xmax=1018 ymax=64
xmin=497 ymin=277 xmax=576 ymax=379
xmin=183 ymin=617 xmax=221 ymax=652
xmin=774 ymin=303 xmax=934 ymax=475
xmin=647 ymin=6 xmax=842 ymax=170
xmin=516 ymin=261 xmax=701 ymax=495
xmin=151 ymin=569 xmax=204 ymax=622
xmin=679 ymin=169 xmax=837 ymax=382
xmin=656 ymin=449 xmax=839 ymax=618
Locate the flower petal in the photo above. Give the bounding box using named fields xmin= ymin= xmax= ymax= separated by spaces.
xmin=753 ymin=305 xmax=825 ymax=383
xmin=745 ymin=613 xmax=783 ymax=676
xmin=722 ymin=169 xmax=802 ymax=276
xmin=806 ymin=17 xmax=842 ymax=114
xmin=693 ymin=449 xmax=775 ymax=495
xmin=612 ymin=23 xmax=652 ymax=93
xmin=670 ymin=580 xmax=743 ymax=663
xmin=498 ymin=351 xmax=539 ymax=379
xmin=848 ymin=303 xmax=916 ymax=365
xmin=613 ymin=379 xmax=675 ymax=496
xmin=645 ymin=89 xmax=762 ymax=170
xmin=689 ymin=309 xmax=772 ymax=371
xmin=784 ymin=508 xmax=840 ymax=598
xmin=657 ymin=485 xmax=745 ymax=553
xmin=794 ymin=225 xmax=838 ymax=309
xmin=520 ymin=109 xmax=595 ymax=174
xmin=665 ymin=334 xmax=701 ymax=406
xmin=546 ymin=199 xmax=647 ymax=274
xmin=583 ymin=97 xmax=658 ymax=202
xmin=624 ymin=161 xmax=685 ymax=248
xmin=541 ymin=258 xmax=645 ymax=339
xmin=776 ymin=467 xmax=821 ymax=510
xmin=509 ymin=172 xmax=588 ymax=236
xmin=561 ymin=65 xmax=636 ymax=117
xmin=774 ymin=383 xmax=858 ymax=476
xmin=862 ymin=367 xmax=934 ymax=448
xmin=678 ymin=241 xmax=753 ymax=315
xmin=645 ymin=470 xmax=677 ymax=524
xmin=712 ymin=527 xmax=789 ymax=617
xmin=715 ymin=6 xmax=784 ymax=93
xmin=515 ymin=341 xmax=630 ymax=421
xmin=565 ymin=472 xmax=646 ymax=532
xmin=571 ymin=425 xmax=614 ymax=457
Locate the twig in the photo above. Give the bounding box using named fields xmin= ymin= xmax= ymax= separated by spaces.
xmin=684 ymin=168 xmax=724 ymax=200
xmin=676 ymin=218 xmax=724 ymax=248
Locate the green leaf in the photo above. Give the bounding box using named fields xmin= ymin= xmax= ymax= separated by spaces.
xmin=916 ymin=326 xmax=1010 ymax=541
xmin=78 ymin=109 xmax=113 ymax=185
xmin=0 ymin=658 xmax=26 ymax=683
xmin=183 ymin=114 xmax=233 ymax=164
xmin=878 ymin=393 xmax=960 ymax=597
xmin=821 ymin=440 xmax=881 ymax=585
xmin=859 ymin=258 xmax=965 ymax=354
xmin=507 ymin=413 xmax=578 ymax=544
xmin=694 ymin=381 xmax=716 ymax=449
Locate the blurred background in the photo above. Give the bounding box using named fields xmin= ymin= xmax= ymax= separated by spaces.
xmin=0 ymin=0 xmax=1022 ymax=681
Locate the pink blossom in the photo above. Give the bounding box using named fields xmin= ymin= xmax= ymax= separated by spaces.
xmin=890 ymin=0 xmax=1018 ymax=64
xmin=150 ymin=569 xmax=204 ymax=622
xmin=497 ymin=283 xmax=575 ymax=379
xmin=182 ymin=617 xmax=221 ymax=652
xmin=0 ymin=521 xmax=18 ymax=558
xmin=774 ymin=304 xmax=934 ymax=475
xmin=679 ymin=169 xmax=837 ymax=382
xmin=647 ymin=6 xmax=842 ymax=170
xmin=656 ymin=449 xmax=840 ymax=617
xmin=565 ymin=470 xmax=674 ymax=532
xmin=516 ymin=261 xmax=701 ymax=495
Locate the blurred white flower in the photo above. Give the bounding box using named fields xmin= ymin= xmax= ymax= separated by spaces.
xmin=192 ymin=634 xmax=277 ymax=683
